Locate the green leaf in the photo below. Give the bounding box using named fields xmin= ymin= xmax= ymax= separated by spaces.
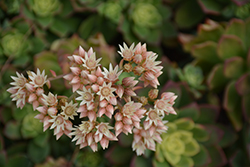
xmin=198 ymin=20 xmax=224 ymax=42
xmin=175 ymin=156 xmax=194 ymax=167
xmin=5 ymin=154 xmax=32 ymax=167
xmin=131 ymin=156 xmax=152 ymax=167
xmin=4 ymin=121 xmax=22 ymax=140
xmin=191 ymin=124 xmax=209 ymax=142
xmin=206 ymin=145 xmax=226 ymax=167
xmin=192 ymin=145 xmax=210 ymax=167
xmin=118 ymin=133 xmax=133 ymax=147
xmin=201 ymin=125 xmax=223 ymax=146
xmin=6 ymin=143 xmax=27 ymax=157
xmin=198 ymin=0 xmax=223 ymax=14
xmin=217 ymin=35 xmax=246 ymax=60
xmin=235 ymin=73 xmax=250 ymax=96
xmin=207 ymin=64 xmax=229 ymax=92
xmin=225 ymin=19 xmax=246 ymax=48
xmin=33 ymin=132 xmax=50 ymax=147
xmin=178 ymin=103 xmax=200 ymax=121
xmin=152 ymin=158 xmax=170 ymax=167
xmin=12 ymin=105 xmax=31 ymax=121
xmin=191 ymin=41 xmax=221 ymax=64
xmin=174 ymin=118 xmax=194 ymax=130
xmin=223 ymin=56 xmax=245 ymax=79
xmin=34 ymin=51 xmax=61 ymax=75
xmin=28 ymin=141 xmax=50 ymax=163
xmin=218 ymin=125 xmax=238 ymax=147
xmin=36 ymin=16 xmax=53 ymax=27
xmin=163 ymin=151 xmax=180 ymax=166
xmin=245 ymin=17 xmax=250 ymax=48
xmin=223 ymin=81 xmax=242 ymax=131
xmin=196 ymin=105 xmax=219 ymax=124
xmin=183 ymin=139 xmax=200 ymax=156
xmin=175 ymin=0 xmax=205 ymax=29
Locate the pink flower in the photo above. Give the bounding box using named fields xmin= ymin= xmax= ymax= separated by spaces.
xmin=71 ymin=121 xmax=97 ymax=151
xmin=42 ymin=92 xmax=58 ymax=107
xmin=155 ymin=92 xmax=178 ymax=116
xmin=61 ymin=101 xmax=78 ymax=120
xmin=97 ymin=82 xmax=116 ymax=105
xmin=29 ymin=68 xmax=47 ymax=88
xmin=10 ymin=89 xmax=27 ymax=109
xmin=82 ymin=51 xmax=101 ymax=70
xmin=118 ymin=43 xmax=136 ymax=61
xmin=10 ymin=71 xmax=27 ymax=90
xmin=76 ymin=86 xmax=95 ymax=107
xmin=94 ymin=122 xmax=117 ymax=149
xmin=102 ymin=64 xmax=122 ymax=83
xmin=49 ymin=114 xmax=72 ymax=140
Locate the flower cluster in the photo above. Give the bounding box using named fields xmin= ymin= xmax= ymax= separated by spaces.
xmin=8 ymin=42 xmax=177 ymax=155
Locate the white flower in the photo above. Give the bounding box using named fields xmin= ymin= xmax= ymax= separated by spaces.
xmin=97 ymin=82 xmax=116 ymax=102
xmin=10 ymin=71 xmax=27 ymax=90
xmin=29 ymin=68 xmax=47 ymax=87
xmin=102 ymin=63 xmax=122 ymax=83
xmin=76 ymin=86 xmax=95 ymax=107
xmin=61 ymin=101 xmax=78 ymax=120
xmin=42 ymin=92 xmax=58 ymax=106
xmin=82 ymin=51 xmax=102 ymax=70
xmin=118 ymin=42 xmax=136 ymax=61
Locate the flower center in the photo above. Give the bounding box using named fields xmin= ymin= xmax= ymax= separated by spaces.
xmin=55 ymin=116 xmax=64 ymax=125
xmin=156 ymin=100 xmax=166 ymax=110
xmin=108 ymin=73 xmax=117 ymax=81
xmin=64 ymin=106 xmax=74 ymax=116
xmin=18 ymin=79 xmax=26 ymax=87
xmin=86 ymin=58 xmax=96 ymax=69
xmin=83 ymin=92 xmax=93 ymax=101
xmin=48 ymin=96 xmax=57 ymax=106
xmin=34 ymin=76 xmax=44 ymax=86
xmin=80 ymin=122 xmax=92 ymax=133
xmin=122 ymin=106 xmax=135 ymax=117
xmin=101 ymin=87 xmax=111 ymax=97
xmin=148 ymin=110 xmax=158 ymax=120
xmin=123 ymin=50 xmax=133 ymax=60
xmin=99 ymin=124 xmax=110 ymax=136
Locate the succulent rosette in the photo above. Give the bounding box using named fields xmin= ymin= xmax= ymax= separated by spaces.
xmin=179 ymin=17 xmax=250 ymax=131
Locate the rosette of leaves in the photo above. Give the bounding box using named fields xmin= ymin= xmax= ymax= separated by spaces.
xmin=22 ymin=0 xmax=79 ymax=38
xmin=179 ymin=17 xmax=250 ymax=131
xmin=155 ymin=119 xmax=205 ymax=167
xmin=0 ymin=0 xmax=21 ymax=15
xmin=176 ymin=63 xmax=206 ymax=98
xmin=121 ymin=0 xmax=176 ymax=44
xmin=153 ymin=81 xmax=237 ymax=167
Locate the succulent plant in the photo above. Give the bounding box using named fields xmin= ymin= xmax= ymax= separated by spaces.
xmin=179 ymin=17 xmax=250 ymax=131
xmin=153 ymin=81 xmax=237 ymax=167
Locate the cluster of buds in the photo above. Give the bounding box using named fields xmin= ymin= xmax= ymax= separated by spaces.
xmin=8 ymin=42 xmax=177 ymax=155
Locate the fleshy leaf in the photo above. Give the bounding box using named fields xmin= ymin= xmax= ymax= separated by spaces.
xmin=5 ymin=154 xmax=32 ymax=167
xmin=223 ymin=56 xmax=245 ymax=79
xmin=152 ymin=158 xmax=170 ymax=167
xmin=235 ymin=73 xmax=250 ymax=96
xmin=217 ymin=35 xmax=246 ymax=60
xmin=175 ymin=156 xmax=194 ymax=167
xmin=207 ymin=64 xmax=229 ymax=92
xmin=191 ymin=41 xmax=221 ymax=64
xmin=155 ymin=144 xmax=165 ymax=163
xmin=198 ymin=0 xmax=224 ymax=14
xmin=174 ymin=0 xmax=205 ymax=29
xmin=27 ymin=141 xmax=50 ymax=163
xmin=202 ymin=125 xmax=224 ymax=146
xmin=163 ymin=151 xmax=180 ymax=166
xmin=197 ymin=19 xmax=224 ymax=42
xmin=178 ymin=103 xmax=200 ymax=121
xmin=4 ymin=121 xmax=22 ymax=140
xmin=183 ymin=139 xmax=200 ymax=156
xmin=130 ymin=156 xmax=152 ymax=167
xmin=192 ymin=145 xmax=210 ymax=167
xmin=196 ymin=104 xmax=219 ymax=124
xmin=223 ymin=81 xmax=242 ymax=131
xmin=225 ymin=18 xmax=246 ymax=47
xmin=218 ymin=125 xmax=238 ymax=147
xmin=174 ymin=118 xmax=194 ymax=131
xmin=191 ymin=124 xmax=209 ymax=142
xmin=206 ymin=145 xmax=227 ymax=167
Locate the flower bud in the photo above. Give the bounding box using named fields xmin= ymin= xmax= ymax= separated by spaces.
xmin=148 ymin=89 xmax=159 ymax=99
